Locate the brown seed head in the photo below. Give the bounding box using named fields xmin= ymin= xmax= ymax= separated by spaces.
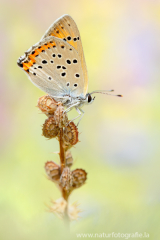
xmin=72 ymin=169 xmax=87 ymax=189
xmin=54 ymin=103 xmax=68 ymax=128
xmin=42 ymin=117 xmax=59 ymax=139
xmin=60 ymin=167 xmax=73 ymax=191
xmin=63 ymin=122 xmax=79 ymax=148
xmin=37 ymin=95 xmax=58 ymax=115
xmin=45 ymin=161 xmax=60 ymax=182
xmin=65 ymin=150 xmax=73 ymax=167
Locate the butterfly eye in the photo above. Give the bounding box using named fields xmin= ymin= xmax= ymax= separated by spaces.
xmin=88 ymin=94 xmax=92 ymax=103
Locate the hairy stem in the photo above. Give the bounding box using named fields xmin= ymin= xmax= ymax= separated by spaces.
xmin=59 ymin=128 xmax=70 ymax=223
xmin=59 ymin=128 xmax=65 ymax=173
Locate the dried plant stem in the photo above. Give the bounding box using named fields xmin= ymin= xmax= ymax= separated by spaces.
xmin=40 ymin=95 xmax=87 ymax=221
xmin=59 ymin=128 xmax=70 ymax=223
xmin=59 ymin=128 xmax=65 ymax=173
xmin=63 ymin=200 xmax=70 ymax=229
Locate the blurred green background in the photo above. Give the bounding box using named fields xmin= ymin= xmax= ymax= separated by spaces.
xmin=1 ymin=0 xmax=160 ymax=239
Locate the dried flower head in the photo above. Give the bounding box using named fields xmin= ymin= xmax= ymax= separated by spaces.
xmin=49 ymin=198 xmax=67 ymax=219
xmin=72 ymin=169 xmax=87 ymax=189
xmin=49 ymin=198 xmax=81 ymax=221
xmin=60 ymin=167 xmax=73 ymax=191
xmin=63 ymin=122 xmax=79 ymax=148
xmin=37 ymin=95 xmax=58 ymax=115
xmin=42 ymin=117 xmax=59 ymax=139
xmin=65 ymin=150 xmax=73 ymax=167
xmin=45 ymin=161 xmax=60 ymax=182
xmin=68 ymin=201 xmax=81 ymax=221
xmin=54 ymin=103 xmax=68 ymax=128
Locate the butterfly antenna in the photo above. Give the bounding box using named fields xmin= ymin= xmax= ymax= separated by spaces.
xmin=90 ymin=90 xmax=123 ymax=97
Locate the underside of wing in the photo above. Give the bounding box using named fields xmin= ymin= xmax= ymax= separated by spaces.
xmin=41 ymin=14 xmax=88 ymax=95
xmin=17 ymin=36 xmax=85 ymax=98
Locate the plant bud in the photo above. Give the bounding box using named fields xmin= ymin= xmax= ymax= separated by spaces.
xmin=60 ymin=167 xmax=73 ymax=191
xmin=45 ymin=161 xmax=60 ymax=182
xmin=65 ymin=150 xmax=73 ymax=167
xmin=54 ymin=103 xmax=68 ymax=128
xmin=37 ymin=95 xmax=58 ymax=115
xmin=42 ymin=117 xmax=59 ymax=139
xmin=63 ymin=122 xmax=79 ymax=147
xmin=72 ymin=169 xmax=87 ymax=188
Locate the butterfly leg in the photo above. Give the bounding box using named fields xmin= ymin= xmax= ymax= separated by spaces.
xmin=66 ymin=109 xmax=81 ymax=125
xmin=68 ymin=108 xmax=84 ymax=126
xmin=64 ymin=102 xmax=80 ymax=113
xmin=76 ymin=108 xmax=84 ymax=126
xmin=65 ymin=107 xmax=84 ymax=126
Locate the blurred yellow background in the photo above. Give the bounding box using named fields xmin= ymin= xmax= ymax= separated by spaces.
xmin=1 ymin=0 xmax=160 ymax=239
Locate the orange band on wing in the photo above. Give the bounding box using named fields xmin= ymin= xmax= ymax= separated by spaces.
xmin=28 ymin=55 xmax=36 ymax=63
xmin=22 ymin=41 xmax=57 ymax=73
xmin=30 ymin=49 xmax=39 ymax=57
xmin=23 ymin=61 xmax=33 ymax=71
xmin=37 ymin=46 xmax=46 ymax=52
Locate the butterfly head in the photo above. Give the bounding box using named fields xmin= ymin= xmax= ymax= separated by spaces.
xmin=82 ymin=89 xmax=122 ymax=107
xmin=76 ymin=93 xmax=95 ymax=108
xmin=86 ymin=93 xmax=96 ymax=105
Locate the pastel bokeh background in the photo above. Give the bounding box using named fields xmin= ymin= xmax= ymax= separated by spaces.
xmin=1 ymin=0 xmax=160 ymax=239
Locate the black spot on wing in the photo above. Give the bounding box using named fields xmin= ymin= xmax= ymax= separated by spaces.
xmin=66 ymin=59 xmax=71 ymax=64
xmin=75 ymin=73 xmax=80 ymax=78
xmin=61 ymin=72 xmax=66 ymax=77
xmin=42 ymin=60 xmax=47 ymax=64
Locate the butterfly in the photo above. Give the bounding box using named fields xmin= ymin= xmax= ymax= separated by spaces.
xmin=17 ymin=14 xmax=122 ymax=124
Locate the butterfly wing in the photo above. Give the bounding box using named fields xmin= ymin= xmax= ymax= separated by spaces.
xmin=17 ymin=36 xmax=85 ymax=98
xmin=41 ymin=14 xmax=88 ymax=95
